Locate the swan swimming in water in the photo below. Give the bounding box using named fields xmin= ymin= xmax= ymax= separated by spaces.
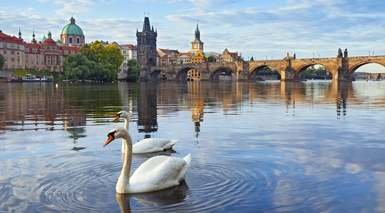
xmin=103 ymin=127 xmax=191 ymax=194
xmin=114 ymin=111 xmax=178 ymax=154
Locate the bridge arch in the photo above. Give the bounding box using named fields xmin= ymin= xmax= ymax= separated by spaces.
xmin=249 ymin=65 xmax=281 ymax=81
xmin=150 ymin=69 xmax=167 ymax=81
xmin=295 ymin=63 xmax=333 ymax=80
xmin=209 ymin=66 xmax=236 ymax=81
xmin=176 ymin=67 xmax=201 ymax=81
xmin=349 ymin=61 xmax=385 ymax=73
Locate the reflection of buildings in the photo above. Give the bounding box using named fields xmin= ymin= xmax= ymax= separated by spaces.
xmin=63 ymin=110 xmax=87 ymax=141
xmin=187 ymin=82 xmax=204 ymax=138
xmin=137 ymin=83 xmax=158 ymax=137
xmin=0 ymin=84 xmax=65 ymax=131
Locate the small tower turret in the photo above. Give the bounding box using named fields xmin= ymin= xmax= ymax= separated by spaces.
xmin=18 ymin=27 xmax=22 ymax=39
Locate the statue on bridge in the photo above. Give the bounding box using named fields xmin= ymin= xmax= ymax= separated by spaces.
xmin=344 ymin=48 xmax=348 ymax=58
xmin=338 ymin=48 xmax=343 ymax=58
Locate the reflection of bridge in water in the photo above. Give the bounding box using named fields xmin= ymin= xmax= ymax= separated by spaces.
xmin=117 ymin=81 xmax=385 ymax=138
xmin=148 ymin=49 xmax=385 ymax=82
xmin=2 ymin=81 xmax=385 ymax=136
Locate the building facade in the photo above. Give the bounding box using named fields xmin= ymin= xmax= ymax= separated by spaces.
xmin=0 ymin=30 xmax=25 ymax=70
xmin=0 ymin=17 xmax=83 ymax=72
xmin=136 ymin=17 xmax=157 ymax=81
xmin=118 ymin=44 xmax=137 ymax=72
xmin=220 ymin=48 xmax=241 ymax=62
xmin=190 ymin=24 xmax=205 ymax=63
xmin=157 ymin=48 xmax=179 ymax=66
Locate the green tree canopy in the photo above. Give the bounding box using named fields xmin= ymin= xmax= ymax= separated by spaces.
xmin=0 ymin=54 xmax=5 ymax=70
xmin=64 ymin=41 xmax=123 ymax=81
xmin=126 ymin=59 xmax=140 ymax=81
xmin=207 ymin=55 xmax=216 ymax=62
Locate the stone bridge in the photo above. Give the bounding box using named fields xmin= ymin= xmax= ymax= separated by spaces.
xmin=149 ymin=61 xmax=247 ymax=81
xmin=249 ymin=54 xmax=385 ymax=81
xmin=144 ymin=50 xmax=385 ymax=81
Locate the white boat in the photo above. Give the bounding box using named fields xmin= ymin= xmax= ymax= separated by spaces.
xmin=9 ymin=74 xmax=52 ymax=82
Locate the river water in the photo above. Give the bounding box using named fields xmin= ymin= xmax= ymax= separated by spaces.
xmin=0 ymin=81 xmax=385 ymax=212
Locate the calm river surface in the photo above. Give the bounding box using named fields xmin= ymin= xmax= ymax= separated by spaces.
xmin=1 ymin=81 xmax=385 ymax=212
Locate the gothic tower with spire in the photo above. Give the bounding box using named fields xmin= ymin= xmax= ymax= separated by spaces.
xmin=191 ymin=24 xmax=204 ymax=52
xmin=136 ymin=16 xmax=157 ymax=81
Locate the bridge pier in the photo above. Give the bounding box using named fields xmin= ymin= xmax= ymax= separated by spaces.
xmin=280 ymin=68 xmax=297 ymax=81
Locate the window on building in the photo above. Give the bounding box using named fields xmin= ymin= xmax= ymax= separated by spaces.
xmin=69 ymin=37 xmax=72 ymax=43
xmin=77 ymin=38 xmax=80 ymax=43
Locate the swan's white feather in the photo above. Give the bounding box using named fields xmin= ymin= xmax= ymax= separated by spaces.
xmin=132 ymin=138 xmax=178 ymax=154
xmin=126 ymin=154 xmax=191 ymax=193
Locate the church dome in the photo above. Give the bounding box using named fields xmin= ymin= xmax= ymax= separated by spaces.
xmin=61 ymin=17 xmax=84 ymax=36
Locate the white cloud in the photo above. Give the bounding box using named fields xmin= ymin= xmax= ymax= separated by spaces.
xmin=2 ymin=0 xmax=385 ymax=62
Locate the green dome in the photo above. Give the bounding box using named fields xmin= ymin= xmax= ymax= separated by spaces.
xmin=61 ymin=17 xmax=84 ymax=36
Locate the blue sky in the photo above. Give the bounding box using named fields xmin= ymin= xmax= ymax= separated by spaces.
xmin=1 ymin=0 xmax=385 ymax=63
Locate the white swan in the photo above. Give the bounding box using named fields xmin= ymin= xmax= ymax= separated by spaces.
xmin=103 ymin=127 xmax=191 ymax=194
xmin=114 ymin=111 xmax=178 ymax=154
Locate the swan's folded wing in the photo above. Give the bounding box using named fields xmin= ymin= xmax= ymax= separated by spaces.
xmin=129 ymin=156 xmax=187 ymax=192
xmin=133 ymin=138 xmax=176 ymax=153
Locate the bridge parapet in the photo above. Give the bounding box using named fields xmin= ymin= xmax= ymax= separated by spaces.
xmin=145 ymin=54 xmax=385 ymax=82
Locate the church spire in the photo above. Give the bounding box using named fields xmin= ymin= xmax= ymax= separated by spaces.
xmin=195 ymin=23 xmax=200 ymax=41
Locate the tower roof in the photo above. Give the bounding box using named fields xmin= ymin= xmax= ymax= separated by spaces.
xmin=195 ymin=23 xmax=200 ymax=40
xmin=61 ymin=17 xmax=84 ymax=36
xmin=143 ymin=17 xmax=151 ymax=32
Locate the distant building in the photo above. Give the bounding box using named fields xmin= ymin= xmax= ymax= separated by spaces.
xmin=118 ymin=44 xmax=137 ymax=72
xmin=220 ymin=48 xmax=241 ymax=62
xmin=0 ymin=30 xmax=25 ymax=70
xmin=0 ymin=23 xmax=80 ymax=72
xmin=25 ymin=32 xmax=79 ymax=72
xmin=190 ymin=24 xmax=205 ymax=63
xmin=177 ymin=52 xmax=192 ymax=64
xmin=157 ymin=48 xmax=179 ymax=65
xmin=136 ymin=17 xmax=157 ymax=81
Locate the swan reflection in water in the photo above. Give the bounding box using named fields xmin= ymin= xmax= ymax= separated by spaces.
xmin=115 ymin=181 xmax=189 ymax=212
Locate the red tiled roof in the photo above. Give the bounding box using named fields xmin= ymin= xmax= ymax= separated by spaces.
xmin=120 ymin=44 xmax=136 ymax=49
xmin=43 ymin=38 xmax=57 ymax=45
xmin=0 ymin=31 xmax=24 ymax=44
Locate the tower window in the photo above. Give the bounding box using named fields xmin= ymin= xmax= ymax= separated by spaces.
xmin=69 ymin=37 xmax=72 ymax=43
xmin=77 ymin=38 xmax=80 ymax=43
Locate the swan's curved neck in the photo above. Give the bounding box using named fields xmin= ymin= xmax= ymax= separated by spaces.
xmin=121 ymin=117 xmax=129 ymax=153
xmin=124 ymin=118 xmax=129 ymax=130
xmin=117 ymin=134 xmax=132 ymax=193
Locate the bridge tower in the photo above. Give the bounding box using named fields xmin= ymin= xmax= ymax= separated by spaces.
xmin=137 ymin=17 xmax=157 ymax=81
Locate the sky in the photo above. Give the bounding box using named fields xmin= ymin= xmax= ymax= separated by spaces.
xmin=1 ymin=0 xmax=385 ymax=69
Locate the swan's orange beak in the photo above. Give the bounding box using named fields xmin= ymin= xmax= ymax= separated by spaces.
xmin=104 ymin=134 xmax=115 ymax=147
xmin=113 ymin=114 xmax=120 ymax=122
